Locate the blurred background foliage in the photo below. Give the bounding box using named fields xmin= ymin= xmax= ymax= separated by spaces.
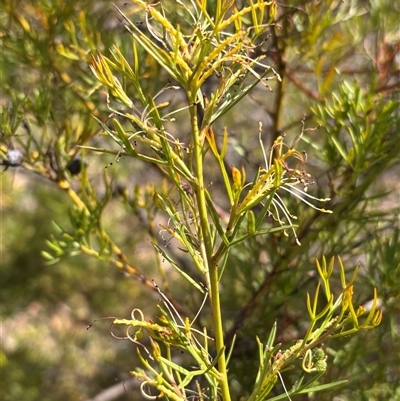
xmin=1 ymin=0 xmax=399 ymax=400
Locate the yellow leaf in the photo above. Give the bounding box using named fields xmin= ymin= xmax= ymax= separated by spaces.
xmin=231 ymin=166 xmax=242 ymax=187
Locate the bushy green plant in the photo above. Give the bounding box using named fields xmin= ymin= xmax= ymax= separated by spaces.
xmin=2 ymin=1 xmax=398 ymax=400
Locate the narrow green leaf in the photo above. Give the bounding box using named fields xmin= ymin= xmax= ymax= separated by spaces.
xmin=152 ymin=243 xmax=205 ymax=293
xmin=266 ymin=321 xmax=277 ymax=348
xmin=112 ymin=118 xmax=137 ymax=155
xmin=296 ymin=379 xmax=348 ymax=394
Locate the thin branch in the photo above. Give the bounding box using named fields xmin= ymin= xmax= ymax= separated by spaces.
xmin=85 ymin=378 xmax=139 ymax=401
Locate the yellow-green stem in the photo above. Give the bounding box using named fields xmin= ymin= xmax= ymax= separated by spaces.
xmin=189 ymin=97 xmax=231 ymax=401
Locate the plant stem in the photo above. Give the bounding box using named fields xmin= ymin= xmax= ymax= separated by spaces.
xmin=189 ymin=97 xmax=231 ymax=401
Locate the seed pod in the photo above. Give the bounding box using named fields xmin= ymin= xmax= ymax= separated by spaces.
xmin=66 ymin=156 xmax=85 ymax=175
xmin=181 ymin=180 xmax=193 ymax=196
